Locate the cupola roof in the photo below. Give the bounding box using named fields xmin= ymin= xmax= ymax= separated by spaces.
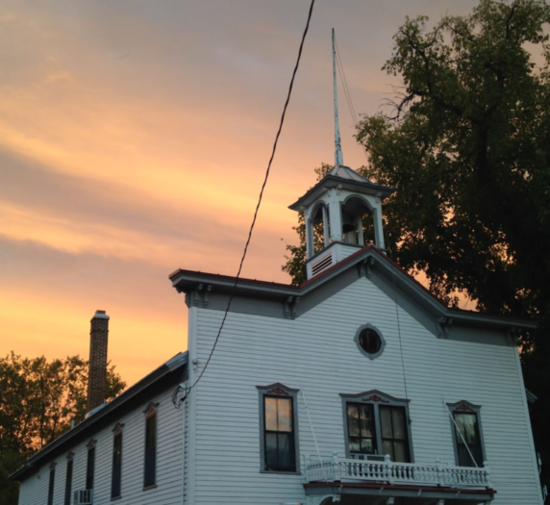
xmin=289 ymin=165 xmax=395 ymax=212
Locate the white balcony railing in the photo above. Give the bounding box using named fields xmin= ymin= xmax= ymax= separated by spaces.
xmin=304 ymin=454 xmax=492 ymax=489
xmin=74 ymin=489 xmax=93 ymax=505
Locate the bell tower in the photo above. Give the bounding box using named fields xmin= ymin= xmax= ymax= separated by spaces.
xmin=289 ymin=29 xmax=395 ymax=280
xmin=289 ymin=166 xmax=394 ymax=279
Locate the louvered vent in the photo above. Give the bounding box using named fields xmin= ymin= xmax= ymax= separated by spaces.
xmin=311 ymin=254 xmax=333 ymax=276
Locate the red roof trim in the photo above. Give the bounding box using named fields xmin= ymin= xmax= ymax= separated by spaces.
xmin=304 ymin=481 xmax=495 ymax=495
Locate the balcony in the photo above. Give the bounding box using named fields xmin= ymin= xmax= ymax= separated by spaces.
xmin=303 ymin=454 xmax=495 ymax=504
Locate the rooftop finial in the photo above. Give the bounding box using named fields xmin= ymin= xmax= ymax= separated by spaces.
xmin=333 ymin=28 xmax=343 ymax=167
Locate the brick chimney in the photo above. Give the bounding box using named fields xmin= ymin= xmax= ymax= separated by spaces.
xmin=87 ymin=310 xmax=109 ymax=412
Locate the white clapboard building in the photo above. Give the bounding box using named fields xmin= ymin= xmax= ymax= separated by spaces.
xmin=11 ymin=162 xmax=544 ymax=505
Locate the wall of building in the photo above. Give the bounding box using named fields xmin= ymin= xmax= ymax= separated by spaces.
xmin=186 ymin=274 xmax=541 ymax=504
xmin=17 ymin=385 xmax=184 ymax=505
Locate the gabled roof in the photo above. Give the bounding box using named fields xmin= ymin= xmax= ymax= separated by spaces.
xmin=9 ymin=352 xmax=188 ymax=482
xmin=289 ymin=165 xmax=395 ymax=211
xmin=170 ymin=246 xmax=536 ymax=331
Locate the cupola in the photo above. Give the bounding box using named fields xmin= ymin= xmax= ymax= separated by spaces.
xmin=289 ymin=165 xmax=394 ymax=279
xmin=289 ymin=29 xmax=395 ymax=279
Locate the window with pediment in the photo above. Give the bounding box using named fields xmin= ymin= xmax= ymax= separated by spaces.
xmin=341 ymin=390 xmax=412 ymax=463
xmin=256 ymin=383 xmax=300 ymax=473
xmin=143 ymin=403 xmax=159 ymax=488
xmin=447 ymin=400 xmax=485 ymax=467
xmin=112 ymin=423 xmax=124 ymax=498
xmin=86 ymin=439 xmax=96 ymax=491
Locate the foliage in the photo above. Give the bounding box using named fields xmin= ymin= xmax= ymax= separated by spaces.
xmin=0 ymin=353 xmax=126 ymax=504
xmin=356 ymin=0 xmax=550 ymax=319
xmin=357 ymin=0 xmax=550 ymax=490
xmin=284 ymin=0 xmax=550 ymax=490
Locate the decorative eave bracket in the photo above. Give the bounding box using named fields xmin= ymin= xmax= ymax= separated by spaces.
xmin=184 ymin=283 xmax=213 ymax=308
xmin=437 ymin=317 xmax=453 ymax=339
xmin=506 ymin=326 xmax=522 ymax=347
xmin=358 ymin=256 xmax=376 ymax=278
xmin=284 ymin=296 xmax=301 ymax=319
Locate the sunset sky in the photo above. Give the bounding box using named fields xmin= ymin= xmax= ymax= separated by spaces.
xmin=1 ymin=0 xmax=481 ymax=386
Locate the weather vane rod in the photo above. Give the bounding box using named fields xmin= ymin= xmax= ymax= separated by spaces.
xmin=333 ymin=28 xmax=343 ymax=167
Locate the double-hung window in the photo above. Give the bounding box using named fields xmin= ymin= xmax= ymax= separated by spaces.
xmin=447 ymin=401 xmax=485 ymax=467
xmin=341 ymin=390 xmax=412 ymax=463
xmin=111 ymin=423 xmax=124 ymax=498
xmin=144 ymin=403 xmax=159 ymax=488
xmin=86 ymin=440 xmax=96 ymax=491
xmin=257 ymin=383 xmax=299 ymax=473
xmin=64 ymin=453 xmax=73 ymax=505
xmin=47 ymin=463 xmax=56 ymax=505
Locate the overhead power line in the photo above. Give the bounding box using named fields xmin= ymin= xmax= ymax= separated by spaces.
xmin=173 ymin=0 xmax=316 ymax=408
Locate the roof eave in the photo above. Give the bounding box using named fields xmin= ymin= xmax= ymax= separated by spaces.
xmin=289 ymin=176 xmax=395 ymax=211
xmin=9 ymin=352 xmax=188 ymax=482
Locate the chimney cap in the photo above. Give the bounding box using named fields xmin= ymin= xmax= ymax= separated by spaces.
xmin=92 ymin=310 xmax=110 ymax=320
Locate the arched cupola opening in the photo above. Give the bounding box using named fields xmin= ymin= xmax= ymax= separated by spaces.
xmin=341 ymin=196 xmax=375 ymax=246
xmin=308 ymin=202 xmax=330 ymax=256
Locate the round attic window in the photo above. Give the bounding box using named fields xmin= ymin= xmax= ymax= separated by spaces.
xmin=355 ymin=325 xmax=385 ymax=359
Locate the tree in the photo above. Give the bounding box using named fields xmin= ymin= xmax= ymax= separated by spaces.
xmin=0 ymin=353 xmax=126 ymax=505
xmin=283 ymin=0 xmax=550 ymax=491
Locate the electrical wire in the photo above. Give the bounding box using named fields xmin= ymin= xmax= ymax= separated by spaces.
xmin=173 ymin=0 xmax=316 ymax=409
xmin=335 ymin=37 xmax=358 ymax=127
xmin=334 ymin=34 xmax=369 ymax=164
xmin=392 ymin=271 xmax=409 ymax=401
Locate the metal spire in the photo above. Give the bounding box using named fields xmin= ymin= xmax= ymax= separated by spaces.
xmin=333 ymin=28 xmax=343 ymax=167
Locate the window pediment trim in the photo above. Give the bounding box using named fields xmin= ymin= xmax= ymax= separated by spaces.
xmin=112 ymin=422 xmax=125 ymax=434
xmin=256 ymin=383 xmax=299 ymax=396
xmin=446 ymin=400 xmax=481 ymax=412
xmin=66 ymin=451 xmax=74 ymax=461
xmin=340 ymin=389 xmax=410 ymax=405
xmin=86 ymin=439 xmax=97 ymax=450
xmin=143 ymin=402 xmax=159 ymax=418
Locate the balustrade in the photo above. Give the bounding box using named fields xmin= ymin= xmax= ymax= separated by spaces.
xmin=303 ymin=454 xmax=492 ymax=490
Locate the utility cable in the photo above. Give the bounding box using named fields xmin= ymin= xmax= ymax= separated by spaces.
xmin=392 ymin=271 xmax=409 ymax=401
xmin=173 ymin=0 xmax=316 ymax=408
xmin=335 ymin=37 xmax=358 ymax=127
xmin=334 ymin=35 xmax=369 ymax=164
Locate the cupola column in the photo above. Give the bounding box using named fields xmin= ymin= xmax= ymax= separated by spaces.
xmin=327 ymin=191 xmax=343 ymax=244
xmin=372 ymin=201 xmax=385 ymax=250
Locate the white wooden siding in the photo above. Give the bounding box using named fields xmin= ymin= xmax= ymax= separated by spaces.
xmin=188 ymin=275 xmax=542 ymax=504
xmin=18 ymin=386 xmax=184 ymax=505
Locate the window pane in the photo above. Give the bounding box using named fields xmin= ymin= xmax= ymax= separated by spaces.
xmin=265 ymin=397 xmax=278 ymax=431
xmin=48 ymin=469 xmax=55 ymax=505
xmin=360 ymin=438 xmax=374 ymax=454
xmin=64 ymin=460 xmax=73 ymax=505
xmin=278 ymin=433 xmax=291 ymax=468
xmin=146 ymin=416 xmax=157 ymax=450
xmin=382 ymin=440 xmax=394 ymax=461
xmin=454 ymin=413 xmax=479 ymax=445
xmin=349 ymin=437 xmax=360 ymax=453
xmin=347 ymin=404 xmax=359 ymax=420
xmin=86 ymin=448 xmax=95 ymax=490
xmin=113 ymin=434 xmax=122 ymax=465
xmin=348 ymin=404 xmax=360 ymax=437
xmin=394 ymin=441 xmax=407 ymax=462
xmin=277 ymin=398 xmax=292 ymax=432
xmin=391 ymin=407 xmax=407 ymax=440
xmin=359 ymin=405 xmax=374 ymax=437
xmin=265 ymin=432 xmax=278 ymax=468
xmin=380 ymin=406 xmax=393 ymax=438
xmin=144 ymin=448 xmax=156 ymax=486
